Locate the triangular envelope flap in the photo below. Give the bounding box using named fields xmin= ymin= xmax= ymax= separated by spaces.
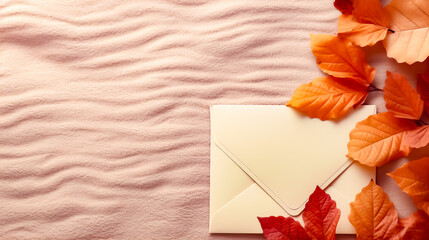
xmin=211 ymin=105 xmax=375 ymax=216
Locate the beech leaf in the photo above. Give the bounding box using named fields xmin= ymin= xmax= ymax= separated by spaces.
xmin=338 ymin=14 xmax=389 ymax=47
xmin=257 ymin=216 xmax=311 ymax=240
xmin=387 ymin=157 xmax=429 ymax=216
xmin=347 ymin=112 xmax=417 ymax=167
xmin=402 ymin=125 xmax=429 ymax=149
xmin=417 ymin=70 xmax=429 ymax=115
xmin=302 ymin=186 xmax=340 ymax=240
xmin=338 ymin=0 xmax=390 ymax=47
xmin=334 ymin=0 xmax=353 ymax=15
xmin=383 ymin=71 xmax=424 ymax=120
xmin=383 ymin=0 xmax=429 ymax=64
xmin=349 ymin=180 xmax=400 ymax=240
xmin=287 ymin=76 xmax=368 ymax=120
xmin=398 ymin=210 xmax=429 ymax=239
xmin=310 ymin=34 xmax=375 ymax=87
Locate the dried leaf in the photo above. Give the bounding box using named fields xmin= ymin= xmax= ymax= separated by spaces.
xmin=397 ymin=210 xmax=429 ymax=240
xmin=352 ymin=0 xmax=389 ymax=27
xmin=417 ymin=70 xmax=429 ymax=115
xmin=387 ymin=158 xmax=429 ymax=216
xmin=303 ymin=186 xmax=341 ymax=240
xmin=403 ymin=125 xmax=429 ymax=149
xmin=310 ymin=34 xmax=375 ymax=87
xmin=383 ymin=0 xmax=429 ymax=64
xmin=334 ymin=0 xmax=353 ymax=15
xmin=287 ymin=76 xmax=368 ymax=120
xmin=383 ymin=71 xmax=424 ymax=120
xmin=349 ymin=180 xmax=400 ymax=240
xmin=257 ymin=216 xmax=311 ymax=240
xmin=338 ymin=0 xmax=390 ymax=47
xmin=347 ymin=112 xmax=417 ymax=167
xmin=338 ymin=14 xmax=389 ymax=47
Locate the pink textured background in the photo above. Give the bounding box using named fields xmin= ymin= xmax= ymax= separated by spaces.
xmin=0 ymin=0 xmax=427 ymax=239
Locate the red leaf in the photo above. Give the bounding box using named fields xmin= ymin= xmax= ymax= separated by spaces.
xmin=257 ymin=216 xmax=311 ymax=240
xmin=417 ymin=70 xmax=429 ymax=115
xmin=303 ymin=186 xmax=341 ymax=240
xmin=398 ymin=210 xmax=429 ymax=239
xmin=403 ymin=125 xmax=429 ymax=149
xmin=334 ymin=0 xmax=353 ymax=15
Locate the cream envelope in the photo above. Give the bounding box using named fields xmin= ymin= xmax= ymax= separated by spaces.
xmin=209 ymin=105 xmax=376 ymax=234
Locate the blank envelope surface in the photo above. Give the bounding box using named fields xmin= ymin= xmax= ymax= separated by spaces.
xmin=209 ymin=105 xmax=376 ymax=234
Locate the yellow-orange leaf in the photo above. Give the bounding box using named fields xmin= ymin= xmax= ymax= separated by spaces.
xmin=383 ymin=0 xmax=429 ymax=64
xmin=338 ymin=0 xmax=390 ymax=47
xmin=417 ymin=70 xmax=429 ymax=115
xmin=338 ymin=15 xmax=388 ymax=47
xmin=388 ymin=158 xmax=429 ymax=216
xmin=347 ymin=112 xmax=417 ymax=167
xmin=403 ymin=125 xmax=429 ymax=149
xmin=383 ymin=71 xmax=424 ymax=120
xmin=310 ymin=34 xmax=375 ymax=87
xmin=287 ymin=76 xmax=368 ymax=120
xmin=349 ymin=180 xmax=399 ymax=240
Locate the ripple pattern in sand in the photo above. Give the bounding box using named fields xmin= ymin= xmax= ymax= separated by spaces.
xmin=0 ymin=0 xmax=339 ymax=239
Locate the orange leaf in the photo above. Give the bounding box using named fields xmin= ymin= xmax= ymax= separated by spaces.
xmin=302 ymin=186 xmax=341 ymax=240
xmin=383 ymin=0 xmax=429 ymax=64
xmin=334 ymin=0 xmax=353 ymax=15
xmin=347 ymin=112 xmax=417 ymax=167
xmin=349 ymin=180 xmax=400 ymax=240
xmin=402 ymin=125 xmax=429 ymax=149
xmin=310 ymin=34 xmax=375 ymax=87
xmin=338 ymin=15 xmax=389 ymax=47
xmin=257 ymin=216 xmax=311 ymax=240
xmin=338 ymin=0 xmax=390 ymax=47
xmin=397 ymin=210 xmax=429 ymax=239
xmin=352 ymin=0 xmax=389 ymax=27
xmin=387 ymin=158 xmax=429 ymax=216
xmin=383 ymin=71 xmax=424 ymax=120
xmin=287 ymin=76 xmax=368 ymax=120
xmin=417 ymin=70 xmax=429 ymax=115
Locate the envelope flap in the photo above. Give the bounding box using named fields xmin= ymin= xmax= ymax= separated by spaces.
xmin=211 ymin=105 xmax=375 ymax=216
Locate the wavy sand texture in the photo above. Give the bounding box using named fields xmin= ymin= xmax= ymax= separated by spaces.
xmin=0 ymin=0 xmax=426 ymax=239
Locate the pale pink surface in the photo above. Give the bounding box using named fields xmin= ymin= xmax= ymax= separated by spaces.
xmin=0 ymin=0 xmax=427 ymax=239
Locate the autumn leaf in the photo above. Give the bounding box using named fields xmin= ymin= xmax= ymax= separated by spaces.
xmin=349 ymin=180 xmax=400 ymax=240
xmin=383 ymin=0 xmax=429 ymax=64
xmin=397 ymin=210 xmax=429 ymax=240
xmin=387 ymin=158 xmax=429 ymax=216
xmin=287 ymin=76 xmax=368 ymax=120
xmin=334 ymin=0 xmax=353 ymax=15
xmin=302 ymin=186 xmax=340 ymax=240
xmin=347 ymin=112 xmax=417 ymax=167
xmin=403 ymin=125 xmax=429 ymax=149
xmin=258 ymin=187 xmax=340 ymax=240
xmin=338 ymin=15 xmax=390 ymax=47
xmin=383 ymin=71 xmax=424 ymax=120
xmin=310 ymin=34 xmax=375 ymax=87
xmin=338 ymin=0 xmax=390 ymax=47
xmin=417 ymin=70 xmax=429 ymax=115
xmin=257 ymin=216 xmax=311 ymax=240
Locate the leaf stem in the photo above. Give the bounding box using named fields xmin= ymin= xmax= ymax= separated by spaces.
xmin=388 ymin=29 xmax=395 ymax=33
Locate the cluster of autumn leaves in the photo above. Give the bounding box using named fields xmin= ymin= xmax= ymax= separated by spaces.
xmin=336 ymin=0 xmax=429 ymax=64
xmin=258 ymin=181 xmax=429 ymax=240
xmin=258 ymin=0 xmax=429 ymax=239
